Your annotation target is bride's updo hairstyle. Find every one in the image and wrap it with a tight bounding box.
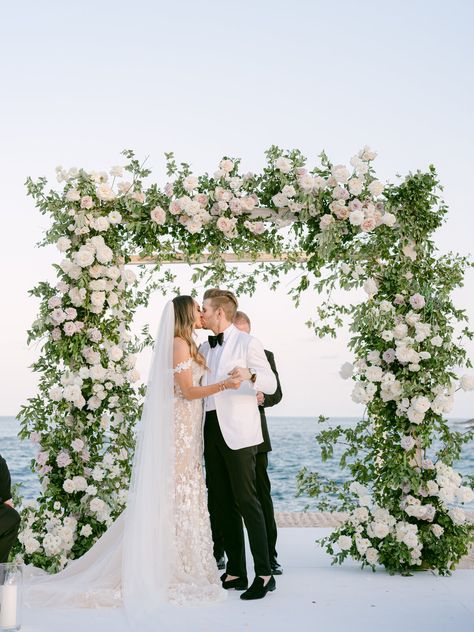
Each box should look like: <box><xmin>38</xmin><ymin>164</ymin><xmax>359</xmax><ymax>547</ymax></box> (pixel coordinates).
<box><xmin>202</xmin><ymin>288</ymin><xmax>238</xmax><ymax>321</ymax></box>
<box><xmin>172</xmin><ymin>295</ymin><xmax>206</xmax><ymax>368</ymax></box>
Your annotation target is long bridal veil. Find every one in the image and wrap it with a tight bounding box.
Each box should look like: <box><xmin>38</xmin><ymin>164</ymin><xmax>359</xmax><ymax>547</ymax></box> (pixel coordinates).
<box><xmin>26</xmin><ymin>302</ymin><xmax>177</xmax><ymax>620</ymax></box>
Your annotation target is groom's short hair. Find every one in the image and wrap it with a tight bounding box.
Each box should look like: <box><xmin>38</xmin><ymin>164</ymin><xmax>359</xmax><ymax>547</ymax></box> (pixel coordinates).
<box><xmin>203</xmin><ymin>288</ymin><xmax>238</xmax><ymax>321</ymax></box>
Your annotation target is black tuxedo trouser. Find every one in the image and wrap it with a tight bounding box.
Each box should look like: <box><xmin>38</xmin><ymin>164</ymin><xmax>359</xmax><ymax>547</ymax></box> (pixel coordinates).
<box><xmin>0</xmin><ymin>504</ymin><xmax>21</xmax><ymax>563</ymax></box>
<box><xmin>255</xmin><ymin>452</ymin><xmax>278</xmax><ymax>562</ymax></box>
<box><xmin>208</xmin><ymin>452</ymin><xmax>279</xmax><ymax>563</ymax></box>
<box><xmin>204</xmin><ymin>411</ymin><xmax>271</xmax><ymax>577</ymax></box>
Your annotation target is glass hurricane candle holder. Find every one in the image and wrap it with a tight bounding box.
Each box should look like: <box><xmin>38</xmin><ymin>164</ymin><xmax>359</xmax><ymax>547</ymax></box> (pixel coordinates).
<box><xmin>0</xmin><ymin>563</ymin><xmax>23</xmax><ymax>631</ymax></box>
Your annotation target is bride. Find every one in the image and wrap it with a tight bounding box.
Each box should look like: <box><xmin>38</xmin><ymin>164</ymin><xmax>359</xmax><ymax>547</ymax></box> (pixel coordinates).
<box><xmin>26</xmin><ymin>296</ymin><xmax>241</xmax><ymax>618</ymax></box>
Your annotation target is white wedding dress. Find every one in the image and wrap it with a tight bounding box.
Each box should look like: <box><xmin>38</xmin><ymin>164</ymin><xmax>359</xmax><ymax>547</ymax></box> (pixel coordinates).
<box><xmin>25</xmin><ymin>302</ymin><xmax>224</xmax><ymax>620</ymax></box>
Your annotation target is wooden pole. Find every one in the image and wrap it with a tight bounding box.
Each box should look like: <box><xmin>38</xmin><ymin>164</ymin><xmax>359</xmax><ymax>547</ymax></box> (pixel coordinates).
<box><xmin>127</xmin><ymin>252</ymin><xmax>308</xmax><ymax>265</ymax></box>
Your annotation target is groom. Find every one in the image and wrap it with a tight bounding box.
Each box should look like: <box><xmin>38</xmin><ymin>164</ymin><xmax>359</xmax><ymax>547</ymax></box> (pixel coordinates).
<box><xmin>201</xmin><ymin>289</ymin><xmax>277</xmax><ymax>600</ymax></box>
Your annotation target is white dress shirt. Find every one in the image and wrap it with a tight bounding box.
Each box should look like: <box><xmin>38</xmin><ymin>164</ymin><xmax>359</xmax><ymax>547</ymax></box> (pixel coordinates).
<box><xmin>205</xmin><ymin>324</ymin><xmax>235</xmax><ymax>412</ymax></box>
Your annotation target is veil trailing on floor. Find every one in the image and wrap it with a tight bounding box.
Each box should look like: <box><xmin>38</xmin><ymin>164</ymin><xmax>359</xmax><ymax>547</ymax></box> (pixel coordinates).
<box><xmin>25</xmin><ymin>302</ymin><xmax>177</xmax><ymax>621</ymax></box>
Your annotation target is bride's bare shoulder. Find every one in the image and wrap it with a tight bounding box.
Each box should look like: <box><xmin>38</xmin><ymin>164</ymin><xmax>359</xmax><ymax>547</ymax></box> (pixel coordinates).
<box><xmin>173</xmin><ymin>336</ymin><xmax>190</xmax><ymax>356</ymax></box>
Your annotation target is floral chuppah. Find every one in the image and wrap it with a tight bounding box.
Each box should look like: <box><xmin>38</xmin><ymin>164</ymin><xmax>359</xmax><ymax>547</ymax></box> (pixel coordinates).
<box><xmin>16</xmin><ymin>146</ymin><xmax>474</xmax><ymax>576</ymax></box>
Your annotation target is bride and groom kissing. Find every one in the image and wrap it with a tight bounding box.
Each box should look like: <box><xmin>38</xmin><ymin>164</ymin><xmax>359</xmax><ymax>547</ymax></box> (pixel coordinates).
<box><xmin>27</xmin><ymin>288</ymin><xmax>281</xmax><ymax>615</ymax></box>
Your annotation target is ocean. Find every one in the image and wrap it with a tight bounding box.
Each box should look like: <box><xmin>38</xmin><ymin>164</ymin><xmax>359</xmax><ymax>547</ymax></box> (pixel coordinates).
<box><xmin>1</xmin><ymin>416</ymin><xmax>473</xmax><ymax>511</ymax></box>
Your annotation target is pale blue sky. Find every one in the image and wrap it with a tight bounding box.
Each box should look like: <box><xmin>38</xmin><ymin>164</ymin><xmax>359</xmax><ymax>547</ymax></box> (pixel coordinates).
<box><xmin>1</xmin><ymin>0</ymin><xmax>473</xmax><ymax>417</ymax></box>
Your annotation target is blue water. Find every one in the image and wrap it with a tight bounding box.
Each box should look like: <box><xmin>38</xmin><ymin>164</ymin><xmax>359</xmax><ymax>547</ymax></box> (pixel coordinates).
<box><xmin>1</xmin><ymin>416</ymin><xmax>473</xmax><ymax>511</ymax></box>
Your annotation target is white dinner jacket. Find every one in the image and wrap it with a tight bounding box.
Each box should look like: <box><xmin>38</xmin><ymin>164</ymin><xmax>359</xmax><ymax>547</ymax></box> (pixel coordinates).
<box><xmin>200</xmin><ymin>326</ymin><xmax>277</xmax><ymax>450</ymax></box>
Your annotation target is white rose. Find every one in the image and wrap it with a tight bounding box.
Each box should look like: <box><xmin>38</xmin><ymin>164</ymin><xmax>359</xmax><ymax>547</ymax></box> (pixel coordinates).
<box><xmin>407</xmin><ymin>407</ymin><xmax>424</xmax><ymax>425</ymax></box>
<box><xmin>431</xmin><ymin>524</ymin><xmax>444</xmax><ymax>538</ymax></box>
<box><xmin>331</xmin><ymin>165</ymin><xmax>350</xmax><ymax>184</ymax></box>
<box><xmin>430</xmin><ymin>335</ymin><xmax>443</xmax><ymax>347</ymax></box>
<box><xmin>75</xmin><ymin>247</ymin><xmax>95</xmax><ymax>268</ymax></box>
<box><xmin>348</xmin><ymin>178</ymin><xmax>363</xmax><ymax>195</ymax></box>
<box><xmin>381</xmin><ymin>212</ymin><xmax>396</xmax><ymax>227</ymax></box>
<box><xmin>80</xmin><ymin>524</ymin><xmax>93</xmax><ymax>537</ymax></box>
<box><xmin>216</xmin><ymin>216</ymin><xmax>237</xmax><ymax>235</ymax></box>
<box><xmin>282</xmin><ymin>184</ymin><xmax>296</xmax><ymax>198</ymax></box>
<box><xmin>65</xmin><ymin>188</ymin><xmax>80</xmax><ymax>201</ymax></box>
<box><xmin>363</xmin><ymin>278</ymin><xmax>378</xmax><ymax>297</ymax></box>
<box><xmin>365</xmin><ymin>547</ymin><xmax>379</xmax><ymax>565</ymax></box>
<box><xmin>95</xmin><ymin>246</ymin><xmax>113</xmax><ymax>264</ymax></box>
<box><xmin>409</xmin><ymin>293</ymin><xmax>426</xmax><ymax>310</ymax></box>
<box><xmin>448</xmin><ymin>507</ymin><xmax>466</xmax><ymax>525</ymax></box>
<box><xmin>355</xmin><ymin>537</ymin><xmax>370</xmax><ymax>555</ymax></box>
<box><xmin>272</xmin><ymin>193</ymin><xmax>290</xmax><ymax>208</ymax></box>
<box><xmin>90</xmin><ymin>498</ymin><xmax>106</xmax><ymax>513</ymax></box>
<box><xmin>91</xmin><ymin>291</ymin><xmax>106</xmax><ymax>307</ymax></box>
<box><xmin>48</xmin><ymin>386</ymin><xmax>63</xmax><ymax>401</ymax></box>
<box><xmin>456</xmin><ymin>486</ymin><xmax>474</xmax><ymax>504</ymax></box>
<box><xmin>400</xmin><ymin>435</ymin><xmax>415</xmax><ymax>451</ymax></box>
<box><xmin>108</xmin><ymin>211</ymin><xmax>122</xmax><ymax>224</ymax></box>
<box><xmin>96</xmin><ymin>184</ymin><xmax>116</xmax><ymax>201</ymax></box>
<box><xmin>109</xmin><ymin>346</ymin><xmax>123</xmax><ymax>362</ymax></box>
<box><xmin>63</xmin><ymin>479</ymin><xmax>76</xmax><ymax>493</ymax></box>
<box><xmin>72</xmin><ymin>476</ymin><xmax>87</xmax><ymax>491</ymax></box>
<box><xmin>68</xmin><ymin>287</ymin><xmax>86</xmax><ymax>306</ymax></box>
<box><xmin>219</xmin><ymin>159</ymin><xmax>234</xmax><ymax>173</ymax></box>
<box><xmin>25</xmin><ymin>537</ymin><xmax>41</xmax><ymax>554</ymax></box>
<box><xmin>337</xmin><ymin>535</ymin><xmax>352</xmax><ymax>551</ymax></box>
<box><xmin>298</xmin><ymin>174</ymin><xmax>315</xmax><ymax>191</ymax></box>
<box><xmin>151</xmin><ymin>206</ymin><xmax>166</xmax><ymax>225</ymax></box>
<box><xmin>319</xmin><ymin>214</ymin><xmax>335</xmax><ymax>230</ymax></box>
<box><xmin>275</xmin><ymin>157</ymin><xmax>292</xmax><ymax>173</ymax></box>
<box><xmin>372</xmin><ymin>522</ymin><xmax>390</xmax><ymax>539</ymax></box>
<box><xmin>183</xmin><ymin>175</ymin><xmax>199</xmax><ymax>192</ymax></box>
<box><xmin>93</xmin><ymin>217</ymin><xmax>110</xmax><ymax>232</ymax></box>
<box><xmin>368</xmin><ymin>180</ymin><xmax>384</xmax><ymax>197</ymax></box>
<box><xmin>71</xmin><ymin>438</ymin><xmax>84</xmax><ymax>452</ymax></box>
<box><xmin>366</xmin><ymin>366</ymin><xmax>383</xmax><ymax>382</ymax></box>
<box><xmin>56</xmin><ymin>237</ymin><xmax>72</xmax><ymax>252</ymax></box>
<box><xmin>349</xmin><ymin>210</ymin><xmax>364</xmax><ymax>226</ymax></box>
<box><xmin>411</xmin><ymin>396</ymin><xmax>431</xmax><ymax>414</ymax></box>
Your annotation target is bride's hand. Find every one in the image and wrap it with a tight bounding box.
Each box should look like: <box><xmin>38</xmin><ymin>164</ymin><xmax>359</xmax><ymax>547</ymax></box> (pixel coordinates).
<box><xmin>224</xmin><ymin>377</ymin><xmax>242</xmax><ymax>390</ymax></box>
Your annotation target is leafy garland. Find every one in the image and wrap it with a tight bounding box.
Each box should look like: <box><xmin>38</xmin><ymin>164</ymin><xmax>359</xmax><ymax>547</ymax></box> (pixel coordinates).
<box><xmin>15</xmin><ymin>146</ymin><xmax>473</xmax><ymax>575</ymax></box>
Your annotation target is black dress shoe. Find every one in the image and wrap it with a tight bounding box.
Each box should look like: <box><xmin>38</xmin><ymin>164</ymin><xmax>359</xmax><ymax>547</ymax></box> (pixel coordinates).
<box><xmin>220</xmin><ymin>573</ymin><xmax>248</xmax><ymax>591</ymax></box>
<box><xmin>271</xmin><ymin>560</ymin><xmax>283</xmax><ymax>575</ymax></box>
<box><xmin>240</xmin><ymin>576</ymin><xmax>276</xmax><ymax>600</ymax></box>
<box><xmin>215</xmin><ymin>555</ymin><xmax>226</xmax><ymax>571</ymax></box>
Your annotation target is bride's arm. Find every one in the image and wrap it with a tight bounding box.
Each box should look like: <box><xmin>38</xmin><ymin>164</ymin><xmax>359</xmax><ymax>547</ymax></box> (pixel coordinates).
<box><xmin>173</xmin><ymin>338</ymin><xmax>240</xmax><ymax>400</ymax></box>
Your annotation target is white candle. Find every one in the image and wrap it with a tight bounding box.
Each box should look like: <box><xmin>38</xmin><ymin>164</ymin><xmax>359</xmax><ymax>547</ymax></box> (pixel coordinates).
<box><xmin>0</xmin><ymin>584</ymin><xmax>18</xmax><ymax>629</ymax></box>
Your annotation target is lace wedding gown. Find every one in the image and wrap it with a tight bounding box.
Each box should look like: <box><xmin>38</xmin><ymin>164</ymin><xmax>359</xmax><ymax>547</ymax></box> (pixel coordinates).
<box><xmin>26</xmin><ymin>357</ymin><xmax>224</xmax><ymax>611</ymax></box>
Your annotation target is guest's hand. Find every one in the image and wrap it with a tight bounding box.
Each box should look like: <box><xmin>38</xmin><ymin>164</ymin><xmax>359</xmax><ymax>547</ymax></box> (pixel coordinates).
<box><xmin>4</xmin><ymin>499</ymin><xmax>14</xmax><ymax>508</ymax></box>
<box><xmin>257</xmin><ymin>392</ymin><xmax>265</xmax><ymax>406</ymax></box>
<box><xmin>229</xmin><ymin>367</ymin><xmax>252</xmax><ymax>381</ymax></box>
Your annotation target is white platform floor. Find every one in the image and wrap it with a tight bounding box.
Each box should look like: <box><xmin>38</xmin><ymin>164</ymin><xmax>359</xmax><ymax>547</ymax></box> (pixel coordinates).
<box><xmin>22</xmin><ymin>527</ymin><xmax>474</xmax><ymax>632</ymax></box>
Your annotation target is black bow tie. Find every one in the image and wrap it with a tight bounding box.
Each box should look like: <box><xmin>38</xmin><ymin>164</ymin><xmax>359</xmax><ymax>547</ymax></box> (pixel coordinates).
<box><xmin>208</xmin><ymin>332</ymin><xmax>224</xmax><ymax>348</ymax></box>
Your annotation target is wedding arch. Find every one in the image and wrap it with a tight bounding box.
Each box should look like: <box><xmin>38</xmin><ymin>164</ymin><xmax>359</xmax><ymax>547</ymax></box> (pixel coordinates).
<box><xmin>17</xmin><ymin>146</ymin><xmax>474</xmax><ymax>575</ymax></box>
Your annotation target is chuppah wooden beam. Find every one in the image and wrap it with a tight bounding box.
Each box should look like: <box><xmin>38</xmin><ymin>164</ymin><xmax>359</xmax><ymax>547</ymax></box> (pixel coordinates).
<box><xmin>127</xmin><ymin>252</ymin><xmax>308</xmax><ymax>265</ymax></box>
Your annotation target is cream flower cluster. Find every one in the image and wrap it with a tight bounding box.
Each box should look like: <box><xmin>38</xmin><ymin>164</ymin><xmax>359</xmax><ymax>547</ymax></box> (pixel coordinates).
<box><xmin>269</xmin><ymin>147</ymin><xmax>396</xmax><ymax>235</ymax></box>
<box><xmin>18</xmin><ymin>507</ymin><xmax>78</xmax><ymax>567</ymax></box>
<box><xmin>164</xmin><ymin>158</ymin><xmax>268</xmax><ymax>237</ymax></box>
